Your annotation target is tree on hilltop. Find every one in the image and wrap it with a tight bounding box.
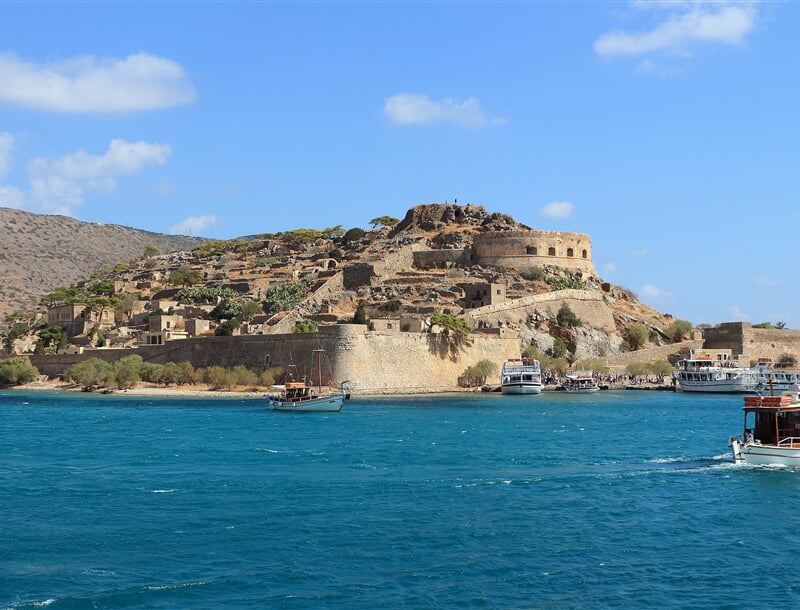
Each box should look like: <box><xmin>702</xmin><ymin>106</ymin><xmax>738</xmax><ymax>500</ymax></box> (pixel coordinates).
<box><xmin>341</xmin><ymin>227</ymin><xmax>366</xmax><ymax>245</ymax></box>
<box><xmin>369</xmin><ymin>216</ymin><xmax>400</xmax><ymax>229</ymax></box>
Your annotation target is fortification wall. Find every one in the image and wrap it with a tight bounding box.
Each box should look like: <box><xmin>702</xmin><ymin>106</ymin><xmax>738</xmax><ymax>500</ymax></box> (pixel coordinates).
<box><xmin>744</xmin><ymin>328</ymin><xmax>800</xmax><ymax>364</ymax></box>
<box><xmin>466</xmin><ymin>289</ymin><xmax>616</xmax><ymax>332</ymax></box>
<box><xmin>702</xmin><ymin>322</ymin><xmax>747</xmax><ymax>356</ymax></box>
<box><xmin>28</xmin><ymin>325</ymin><xmax>520</xmax><ymax>395</ymax></box>
<box><xmin>472</xmin><ymin>230</ymin><xmax>595</xmax><ymax>275</ymax></box>
<box><xmin>412</xmin><ymin>249</ymin><xmax>470</xmax><ymax>269</ymax></box>
<box><xmin>604</xmin><ymin>340</ymin><xmax>704</xmax><ymax>369</ymax></box>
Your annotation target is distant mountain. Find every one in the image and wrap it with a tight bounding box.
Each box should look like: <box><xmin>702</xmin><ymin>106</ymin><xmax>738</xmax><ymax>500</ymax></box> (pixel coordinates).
<box><xmin>0</xmin><ymin>208</ymin><xmax>208</xmax><ymax>320</ymax></box>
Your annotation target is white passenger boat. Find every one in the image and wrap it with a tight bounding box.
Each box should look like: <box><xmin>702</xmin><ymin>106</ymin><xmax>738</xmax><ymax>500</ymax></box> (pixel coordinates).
<box><xmin>269</xmin><ymin>347</ymin><xmax>348</xmax><ymax>412</ymax></box>
<box><xmin>562</xmin><ymin>370</ymin><xmax>599</xmax><ymax>393</ymax></box>
<box><xmin>753</xmin><ymin>358</ymin><xmax>800</xmax><ymax>394</ymax></box>
<box><xmin>730</xmin><ymin>385</ymin><xmax>800</xmax><ymax>466</ymax></box>
<box><xmin>500</xmin><ymin>357</ymin><xmax>542</xmax><ymax>395</ymax></box>
<box><xmin>674</xmin><ymin>351</ymin><xmax>758</xmax><ymax>393</ymax></box>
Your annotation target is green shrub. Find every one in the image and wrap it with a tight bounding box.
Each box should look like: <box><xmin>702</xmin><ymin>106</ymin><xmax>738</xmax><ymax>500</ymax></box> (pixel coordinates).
<box><xmin>666</xmin><ymin>320</ymin><xmax>693</xmax><ymax>342</ymax></box>
<box><xmin>65</xmin><ymin>358</ymin><xmax>115</xmax><ymax>390</ymax></box>
<box><xmin>521</xmin><ymin>266</ymin><xmax>545</xmax><ymax>282</ymax></box>
<box><xmin>626</xmin><ymin>324</ymin><xmax>649</xmax><ymax>350</ymax></box>
<box><xmin>556</xmin><ymin>303</ymin><xmax>581</xmax><ymax>328</ymax></box>
<box><xmin>459</xmin><ymin>359</ymin><xmax>497</xmax><ymax>387</ymax></box>
<box><xmin>294</xmin><ymin>320</ymin><xmax>318</xmax><ymax>333</ymax></box>
<box><xmin>0</xmin><ymin>357</ymin><xmax>39</xmax><ymax>386</ymax></box>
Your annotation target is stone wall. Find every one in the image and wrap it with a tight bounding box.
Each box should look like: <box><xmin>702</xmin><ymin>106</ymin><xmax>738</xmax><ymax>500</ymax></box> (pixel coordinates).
<box><xmin>27</xmin><ymin>324</ymin><xmax>520</xmax><ymax>395</ymax></box>
<box><xmin>472</xmin><ymin>230</ymin><xmax>595</xmax><ymax>275</ymax></box>
<box><xmin>703</xmin><ymin>322</ymin><xmax>800</xmax><ymax>365</ymax></box>
<box><xmin>466</xmin><ymin>289</ymin><xmax>616</xmax><ymax>333</ymax></box>
<box><xmin>604</xmin><ymin>339</ymin><xmax>703</xmax><ymax>370</ymax></box>
<box><xmin>412</xmin><ymin>249</ymin><xmax>470</xmax><ymax>269</ymax></box>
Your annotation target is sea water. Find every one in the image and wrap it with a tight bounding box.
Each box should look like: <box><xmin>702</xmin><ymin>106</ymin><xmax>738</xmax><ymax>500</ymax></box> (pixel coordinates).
<box><xmin>1</xmin><ymin>389</ymin><xmax>798</xmax><ymax>609</ymax></box>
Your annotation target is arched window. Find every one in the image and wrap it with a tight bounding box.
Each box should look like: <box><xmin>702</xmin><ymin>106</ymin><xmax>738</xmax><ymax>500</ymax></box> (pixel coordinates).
<box><xmin>548</xmin><ymin>247</ymin><xmax>556</xmax><ymax>256</ymax></box>
<box><xmin>567</xmin><ymin>248</ymin><xmax>574</xmax><ymax>257</ymax></box>
<box><xmin>582</xmin><ymin>249</ymin><xmax>588</xmax><ymax>258</ymax></box>
<box><xmin>526</xmin><ymin>246</ymin><xmax>538</xmax><ymax>255</ymax></box>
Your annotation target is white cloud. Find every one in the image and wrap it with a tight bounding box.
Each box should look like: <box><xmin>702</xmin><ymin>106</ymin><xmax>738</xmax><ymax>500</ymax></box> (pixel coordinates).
<box><xmin>29</xmin><ymin>139</ymin><xmax>171</xmax><ymax>182</ymax></box>
<box><xmin>0</xmin><ymin>132</ymin><xmax>13</xmax><ymax>177</ymax></box>
<box><xmin>628</xmin><ymin>246</ymin><xmax>649</xmax><ymax>258</ymax></box>
<box><xmin>0</xmin><ymin>51</ymin><xmax>196</xmax><ymax>113</ymax></box>
<box><xmin>594</xmin><ymin>3</ymin><xmax>757</xmax><ymax>58</ymax></box>
<box><xmin>604</xmin><ymin>262</ymin><xmax>616</xmax><ymax>274</ymax></box>
<box><xmin>641</xmin><ymin>284</ymin><xmax>671</xmax><ymax>299</ymax></box>
<box><xmin>29</xmin><ymin>176</ymin><xmax>84</xmax><ymax>214</ymax></box>
<box><xmin>383</xmin><ymin>93</ymin><xmax>505</xmax><ymax>128</ymax></box>
<box><xmin>0</xmin><ymin>185</ymin><xmax>25</xmax><ymax>209</ymax></box>
<box><xmin>22</xmin><ymin>139</ymin><xmax>172</xmax><ymax>215</ymax></box>
<box><xmin>540</xmin><ymin>201</ymin><xmax>574</xmax><ymax>219</ymax></box>
<box><xmin>755</xmin><ymin>276</ymin><xmax>782</xmax><ymax>287</ymax></box>
<box><xmin>170</xmin><ymin>215</ymin><xmax>219</xmax><ymax>236</ymax></box>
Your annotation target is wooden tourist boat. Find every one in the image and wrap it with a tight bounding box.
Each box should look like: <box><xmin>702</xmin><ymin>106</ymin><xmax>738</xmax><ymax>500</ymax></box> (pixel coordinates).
<box><xmin>730</xmin><ymin>385</ymin><xmax>800</xmax><ymax>465</ymax></box>
<box><xmin>269</xmin><ymin>347</ymin><xmax>348</xmax><ymax>412</ymax></box>
<box><xmin>562</xmin><ymin>370</ymin><xmax>599</xmax><ymax>393</ymax></box>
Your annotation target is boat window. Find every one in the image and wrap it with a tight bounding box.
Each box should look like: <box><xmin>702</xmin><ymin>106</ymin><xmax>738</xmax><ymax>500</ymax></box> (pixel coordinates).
<box><xmin>755</xmin><ymin>411</ymin><xmax>777</xmax><ymax>445</ymax></box>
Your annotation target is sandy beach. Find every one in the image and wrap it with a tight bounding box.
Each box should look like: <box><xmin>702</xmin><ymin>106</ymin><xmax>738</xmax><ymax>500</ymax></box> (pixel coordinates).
<box><xmin>11</xmin><ymin>379</ymin><xmax>269</xmax><ymax>398</ymax></box>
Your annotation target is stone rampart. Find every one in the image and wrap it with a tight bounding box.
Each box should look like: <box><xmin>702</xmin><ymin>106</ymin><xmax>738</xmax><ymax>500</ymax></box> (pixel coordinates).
<box><xmin>704</xmin><ymin>322</ymin><xmax>800</xmax><ymax>365</ymax></box>
<box><xmin>466</xmin><ymin>289</ymin><xmax>615</xmax><ymax>332</ymax></box>
<box><xmin>472</xmin><ymin>230</ymin><xmax>595</xmax><ymax>275</ymax></box>
<box><xmin>412</xmin><ymin>249</ymin><xmax>470</xmax><ymax>269</ymax></box>
<box><xmin>27</xmin><ymin>325</ymin><xmax>520</xmax><ymax>395</ymax></box>
<box><xmin>604</xmin><ymin>340</ymin><xmax>703</xmax><ymax>369</ymax></box>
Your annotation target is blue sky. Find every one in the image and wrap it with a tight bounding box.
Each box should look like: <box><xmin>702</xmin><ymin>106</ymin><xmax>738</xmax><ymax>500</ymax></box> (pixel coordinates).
<box><xmin>0</xmin><ymin>1</ymin><xmax>798</xmax><ymax>328</ymax></box>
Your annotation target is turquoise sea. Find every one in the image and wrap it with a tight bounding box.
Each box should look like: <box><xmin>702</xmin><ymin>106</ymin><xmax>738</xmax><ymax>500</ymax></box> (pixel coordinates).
<box><xmin>2</xmin><ymin>389</ymin><xmax>799</xmax><ymax>609</ymax></box>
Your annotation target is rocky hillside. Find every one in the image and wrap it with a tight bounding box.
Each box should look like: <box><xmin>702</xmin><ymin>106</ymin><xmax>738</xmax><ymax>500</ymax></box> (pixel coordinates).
<box><xmin>0</xmin><ymin>207</ymin><xmax>207</xmax><ymax>319</ymax></box>
<box><xmin>4</xmin><ymin>202</ymin><xmax>683</xmax><ymax>363</ymax></box>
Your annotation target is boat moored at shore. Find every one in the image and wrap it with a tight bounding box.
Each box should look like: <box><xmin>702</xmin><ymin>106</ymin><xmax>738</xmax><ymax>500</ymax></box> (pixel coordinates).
<box><xmin>500</xmin><ymin>357</ymin><xmax>543</xmax><ymax>395</ymax></box>
<box><xmin>675</xmin><ymin>351</ymin><xmax>758</xmax><ymax>393</ymax></box>
<box><xmin>562</xmin><ymin>370</ymin><xmax>599</xmax><ymax>393</ymax></box>
<box><xmin>753</xmin><ymin>358</ymin><xmax>800</xmax><ymax>394</ymax></box>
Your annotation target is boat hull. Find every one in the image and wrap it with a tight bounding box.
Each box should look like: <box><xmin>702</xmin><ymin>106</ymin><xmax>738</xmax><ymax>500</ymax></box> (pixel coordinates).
<box><xmin>563</xmin><ymin>387</ymin><xmax>598</xmax><ymax>393</ymax></box>
<box><xmin>269</xmin><ymin>394</ymin><xmax>344</xmax><ymax>412</ymax></box>
<box><xmin>679</xmin><ymin>381</ymin><xmax>755</xmax><ymax>393</ymax></box>
<box><xmin>501</xmin><ymin>383</ymin><xmax>542</xmax><ymax>395</ymax></box>
<box><xmin>731</xmin><ymin>439</ymin><xmax>800</xmax><ymax>466</ymax></box>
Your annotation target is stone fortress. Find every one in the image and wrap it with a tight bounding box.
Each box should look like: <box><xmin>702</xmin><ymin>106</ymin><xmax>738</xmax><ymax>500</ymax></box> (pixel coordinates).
<box><xmin>471</xmin><ymin>230</ymin><xmax>594</xmax><ymax>276</ymax></box>
<box><xmin>24</xmin><ymin>202</ymin><xmax>790</xmax><ymax>394</ymax></box>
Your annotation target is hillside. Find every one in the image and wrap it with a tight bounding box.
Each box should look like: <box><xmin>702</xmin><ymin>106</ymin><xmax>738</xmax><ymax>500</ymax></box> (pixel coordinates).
<box><xmin>0</xmin><ymin>207</ymin><xmax>208</xmax><ymax>320</ymax></box>
<box><xmin>4</xmin><ymin>202</ymin><xmax>684</xmax><ymax>365</ymax></box>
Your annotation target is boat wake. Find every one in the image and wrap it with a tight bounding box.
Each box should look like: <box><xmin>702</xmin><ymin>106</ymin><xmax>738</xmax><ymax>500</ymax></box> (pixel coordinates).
<box><xmin>645</xmin><ymin>454</ymin><xmax>736</xmax><ymax>472</ymax></box>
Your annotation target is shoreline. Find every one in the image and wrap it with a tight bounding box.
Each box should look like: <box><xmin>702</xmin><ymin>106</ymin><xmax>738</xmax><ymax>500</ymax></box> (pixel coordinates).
<box><xmin>9</xmin><ymin>380</ymin><xmax>268</xmax><ymax>398</ymax></box>
<box><xmin>6</xmin><ymin>379</ymin><xmax>676</xmax><ymax>398</ymax></box>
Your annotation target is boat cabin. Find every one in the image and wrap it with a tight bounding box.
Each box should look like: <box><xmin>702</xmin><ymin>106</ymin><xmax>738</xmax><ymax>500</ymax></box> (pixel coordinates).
<box><xmin>281</xmin><ymin>382</ymin><xmax>319</xmax><ymax>402</ymax></box>
<box><xmin>742</xmin><ymin>389</ymin><xmax>800</xmax><ymax>447</ymax></box>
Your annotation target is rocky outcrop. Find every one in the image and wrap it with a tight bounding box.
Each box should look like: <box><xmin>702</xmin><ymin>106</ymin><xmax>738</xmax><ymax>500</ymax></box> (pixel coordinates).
<box><xmin>391</xmin><ymin>203</ymin><xmax>527</xmax><ymax>235</ymax></box>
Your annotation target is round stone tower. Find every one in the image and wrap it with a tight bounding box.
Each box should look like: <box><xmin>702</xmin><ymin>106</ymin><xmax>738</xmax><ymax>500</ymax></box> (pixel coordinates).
<box><xmin>471</xmin><ymin>230</ymin><xmax>595</xmax><ymax>276</ymax></box>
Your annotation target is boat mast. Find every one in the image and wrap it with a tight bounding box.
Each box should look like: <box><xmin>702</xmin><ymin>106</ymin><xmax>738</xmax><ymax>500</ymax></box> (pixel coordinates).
<box><xmin>314</xmin><ymin>347</ymin><xmax>323</xmax><ymax>391</ymax></box>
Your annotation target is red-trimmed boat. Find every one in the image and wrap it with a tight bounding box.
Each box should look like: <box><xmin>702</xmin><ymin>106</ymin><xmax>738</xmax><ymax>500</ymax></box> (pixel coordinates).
<box><xmin>730</xmin><ymin>385</ymin><xmax>800</xmax><ymax>465</ymax></box>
